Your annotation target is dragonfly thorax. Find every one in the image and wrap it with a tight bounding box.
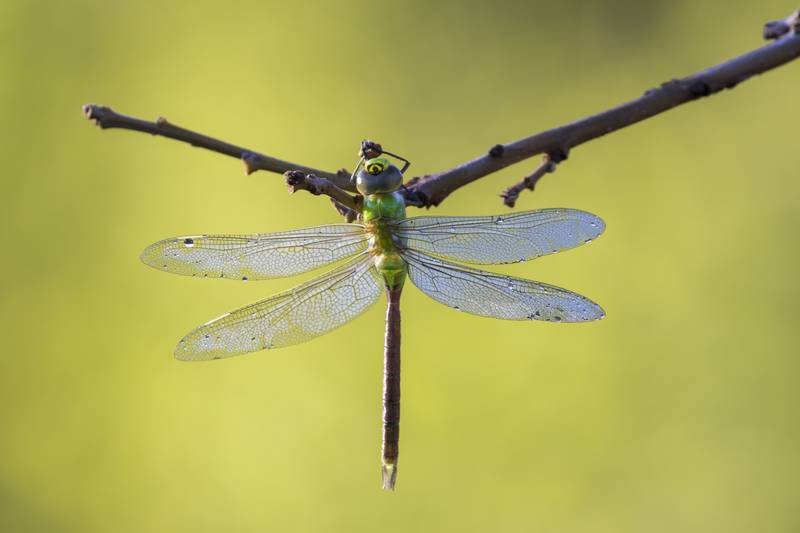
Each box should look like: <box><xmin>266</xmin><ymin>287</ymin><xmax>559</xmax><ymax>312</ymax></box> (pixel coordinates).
<box><xmin>362</xmin><ymin>189</ymin><xmax>408</xmax><ymax>291</ymax></box>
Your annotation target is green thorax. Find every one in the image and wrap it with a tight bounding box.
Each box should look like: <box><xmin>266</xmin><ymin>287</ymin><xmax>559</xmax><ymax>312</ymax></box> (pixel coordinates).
<box><xmin>363</xmin><ymin>192</ymin><xmax>407</xmax><ymax>290</ymax></box>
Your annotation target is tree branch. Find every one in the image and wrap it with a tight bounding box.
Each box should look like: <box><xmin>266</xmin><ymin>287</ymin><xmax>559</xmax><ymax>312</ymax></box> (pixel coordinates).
<box><xmin>500</xmin><ymin>155</ymin><xmax>560</xmax><ymax>208</ymax></box>
<box><xmin>407</xmin><ymin>12</ymin><xmax>800</xmax><ymax>207</ymax></box>
<box><xmin>284</xmin><ymin>170</ymin><xmax>362</xmax><ymax>222</ymax></box>
<box><xmin>83</xmin><ymin>10</ymin><xmax>800</xmax><ymax>212</ymax></box>
<box><xmin>764</xmin><ymin>9</ymin><xmax>800</xmax><ymax>39</ymax></box>
<box><xmin>82</xmin><ymin>104</ymin><xmax>355</xmax><ymax>191</ymax></box>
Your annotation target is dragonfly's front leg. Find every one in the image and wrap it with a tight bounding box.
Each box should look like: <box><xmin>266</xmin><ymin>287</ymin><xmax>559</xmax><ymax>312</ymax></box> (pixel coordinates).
<box><xmin>284</xmin><ymin>170</ymin><xmax>363</xmax><ymax>222</ymax></box>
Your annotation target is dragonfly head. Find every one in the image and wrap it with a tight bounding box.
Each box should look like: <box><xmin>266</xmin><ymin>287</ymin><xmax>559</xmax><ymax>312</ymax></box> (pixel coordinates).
<box><xmin>356</xmin><ymin>157</ymin><xmax>403</xmax><ymax>195</ymax></box>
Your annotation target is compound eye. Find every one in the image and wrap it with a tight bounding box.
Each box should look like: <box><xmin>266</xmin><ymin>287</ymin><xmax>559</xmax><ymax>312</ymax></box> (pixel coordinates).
<box><xmin>365</xmin><ymin>158</ymin><xmax>388</xmax><ymax>175</ymax></box>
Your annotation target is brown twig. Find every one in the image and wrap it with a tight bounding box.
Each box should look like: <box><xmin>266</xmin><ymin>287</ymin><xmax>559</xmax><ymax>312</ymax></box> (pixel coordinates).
<box><xmin>82</xmin><ymin>104</ymin><xmax>355</xmax><ymax>192</ymax></box>
<box><xmin>407</xmin><ymin>13</ymin><xmax>800</xmax><ymax>207</ymax></box>
<box><xmin>284</xmin><ymin>170</ymin><xmax>362</xmax><ymax>221</ymax></box>
<box><xmin>500</xmin><ymin>155</ymin><xmax>560</xmax><ymax>208</ymax></box>
<box><xmin>330</xmin><ymin>198</ymin><xmax>360</xmax><ymax>223</ymax></box>
<box><xmin>83</xmin><ymin>10</ymin><xmax>800</xmax><ymax>211</ymax></box>
<box><xmin>764</xmin><ymin>9</ymin><xmax>800</xmax><ymax>39</ymax></box>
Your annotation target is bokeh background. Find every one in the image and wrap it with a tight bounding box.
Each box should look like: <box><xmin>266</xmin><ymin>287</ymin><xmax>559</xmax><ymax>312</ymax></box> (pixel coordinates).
<box><xmin>1</xmin><ymin>0</ymin><xmax>798</xmax><ymax>531</ymax></box>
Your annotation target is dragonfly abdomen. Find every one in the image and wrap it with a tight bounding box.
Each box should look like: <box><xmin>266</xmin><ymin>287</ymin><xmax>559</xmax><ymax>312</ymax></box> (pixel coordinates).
<box><xmin>381</xmin><ymin>285</ymin><xmax>402</xmax><ymax>490</ymax></box>
<box><xmin>374</xmin><ymin>252</ymin><xmax>406</xmax><ymax>291</ymax></box>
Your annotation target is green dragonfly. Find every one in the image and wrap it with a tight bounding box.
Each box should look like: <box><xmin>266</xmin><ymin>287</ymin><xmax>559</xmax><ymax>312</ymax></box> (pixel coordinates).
<box><xmin>141</xmin><ymin>148</ymin><xmax>605</xmax><ymax>490</ymax></box>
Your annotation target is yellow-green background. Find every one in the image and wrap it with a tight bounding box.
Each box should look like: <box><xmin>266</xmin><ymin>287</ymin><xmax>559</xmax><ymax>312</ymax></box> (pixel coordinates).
<box><xmin>2</xmin><ymin>1</ymin><xmax>798</xmax><ymax>531</ymax></box>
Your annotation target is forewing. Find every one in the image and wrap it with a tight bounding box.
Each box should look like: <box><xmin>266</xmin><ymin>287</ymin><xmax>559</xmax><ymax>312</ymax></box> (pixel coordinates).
<box><xmin>175</xmin><ymin>253</ymin><xmax>383</xmax><ymax>361</ymax></box>
<box><xmin>403</xmin><ymin>249</ymin><xmax>603</xmax><ymax>322</ymax></box>
<box><xmin>396</xmin><ymin>209</ymin><xmax>604</xmax><ymax>264</ymax></box>
<box><xmin>141</xmin><ymin>224</ymin><xmax>367</xmax><ymax>280</ymax></box>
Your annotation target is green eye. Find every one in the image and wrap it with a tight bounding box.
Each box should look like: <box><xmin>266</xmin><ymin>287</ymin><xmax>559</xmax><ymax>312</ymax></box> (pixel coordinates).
<box><xmin>365</xmin><ymin>157</ymin><xmax>389</xmax><ymax>175</ymax></box>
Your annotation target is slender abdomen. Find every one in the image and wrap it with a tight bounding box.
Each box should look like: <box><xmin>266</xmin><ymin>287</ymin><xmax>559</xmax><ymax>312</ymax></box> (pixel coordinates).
<box><xmin>382</xmin><ymin>286</ymin><xmax>402</xmax><ymax>490</ymax></box>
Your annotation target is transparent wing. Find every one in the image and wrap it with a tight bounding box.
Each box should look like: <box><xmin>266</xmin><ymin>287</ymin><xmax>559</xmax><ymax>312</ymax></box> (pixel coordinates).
<box><xmin>403</xmin><ymin>249</ymin><xmax>603</xmax><ymax>322</ymax></box>
<box><xmin>141</xmin><ymin>224</ymin><xmax>368</xmax><ymax>280</ymax></box>
<box><xmin>395</xmin><ymin>209</ymin><xmax>604</xmax><ymax>265</ymax></box>
<box><xmin>175</xmin><ymin>253</ymin><xmax>383</xmax><ymax>361</ymax></box>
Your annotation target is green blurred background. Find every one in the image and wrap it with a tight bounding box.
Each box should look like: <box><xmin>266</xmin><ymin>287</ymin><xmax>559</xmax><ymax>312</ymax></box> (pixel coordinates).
<box><xmin>1</xmin><ymin>0</ymin><xmax>798</xmax><ymax>531</ymax></box>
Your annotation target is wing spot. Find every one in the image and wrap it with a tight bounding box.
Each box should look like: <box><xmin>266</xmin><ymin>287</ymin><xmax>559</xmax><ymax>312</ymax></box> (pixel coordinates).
<box><xmin>183</xmin><ymin>238</ymin><xmax>195</xmax><ymax>248</ymax></box>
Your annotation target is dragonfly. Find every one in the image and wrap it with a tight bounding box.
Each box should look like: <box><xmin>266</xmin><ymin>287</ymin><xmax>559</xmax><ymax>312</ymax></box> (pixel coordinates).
<box><xmin>140</xmin><ymin>146</ymin><xmax>605</xmax><ymax>490</ymax></box>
